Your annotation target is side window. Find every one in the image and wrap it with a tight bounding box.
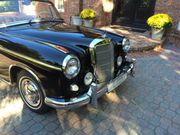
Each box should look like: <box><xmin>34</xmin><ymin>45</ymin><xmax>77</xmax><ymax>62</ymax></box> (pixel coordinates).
<box><xmin>0</xmin><ymin>0</ymin><xmax>19</xmax><ymax>13</ymax></box>
<box><xmin>55</xmin><ymin>0</ymin><xmax>64</xmax><ymax>12</ymax></box>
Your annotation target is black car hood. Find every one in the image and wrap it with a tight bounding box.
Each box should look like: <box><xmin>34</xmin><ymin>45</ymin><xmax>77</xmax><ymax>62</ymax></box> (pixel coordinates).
<box><xmin>5</xmin><ymin>22</ymin><xmax>104</xmax><ymax>50</ymax></box>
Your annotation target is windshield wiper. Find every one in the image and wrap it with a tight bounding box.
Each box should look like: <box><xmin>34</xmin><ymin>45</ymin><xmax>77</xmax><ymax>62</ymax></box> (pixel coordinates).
<box><xmin>0</xmin><ymin>20</ymin><xmax>39</xmax><ymax>28</ymax></box>
<box><xmin>52</xmin><ymin>18</ymin><xmax>64</xmax><ymax>22</ymax></box>
<box><xmin>28</xmin><ymin>19</ymin><xmax>41</xmax><ymax>25</ymax></box>
<box><xmin>0</xmin><ymin>18</ymin><xmax>64</xmax><ymax>28</ymax></box>
<box><xmin>29</xmin><ymin>18</ymin><xmax>64</xmax><ymax>24</ymax></box>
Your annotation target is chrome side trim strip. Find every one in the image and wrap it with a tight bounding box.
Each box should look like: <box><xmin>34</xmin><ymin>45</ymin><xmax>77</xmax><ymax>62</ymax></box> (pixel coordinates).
<box><xmin>9</xmin><ymin>64</ymin><xmax>47</xmax><ymax>97</ymax></box>
<box><xmin>0</xmin><ymin>77</ymin><xmax>11</xmax><ymax>85</ymax></box>
<box><xmin>0</xmin><ymin>46</ymin><xmax>62</xmax><ymax>71</ymax></box>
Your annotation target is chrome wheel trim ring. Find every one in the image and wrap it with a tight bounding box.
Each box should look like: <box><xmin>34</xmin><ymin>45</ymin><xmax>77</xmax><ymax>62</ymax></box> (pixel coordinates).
<box><xmin>19</xmin><ymin>77</ymin><xmax>41</xmax><ymax>108</ymax></box>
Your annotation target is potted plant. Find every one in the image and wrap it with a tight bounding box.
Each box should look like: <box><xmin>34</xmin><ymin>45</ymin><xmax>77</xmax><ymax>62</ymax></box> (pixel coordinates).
<box><xmin>147</xmin><ymin>14</ymin><xmax>173</xmax><ymax>40</ymax></box>
<box><xmin>71</xmin><ymin>14</ymin><xmax>82</xmax><ymax>26</ymax></box>
<box><xmin>80</xmin><ymin>9</ymin><xmax>96</xmax><ymax>27</ymax></box>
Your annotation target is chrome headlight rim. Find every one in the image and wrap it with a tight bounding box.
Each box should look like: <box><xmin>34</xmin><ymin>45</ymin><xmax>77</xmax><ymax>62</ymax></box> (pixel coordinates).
<box><xmin>62</xmin><ymin>55</ymin><xmax>81</xmax><ymax>79</ymax></box>
<box><xmin>122</xmin><ymin>38</ymin><xmax>130</xmax><ymax>52</ymax></box>
<box><xmin>117</xmin><ymin>56</ymin><xmax>123</xmax><ymax>66</ymax></box>
<box><xmin>84</xmin><ymin>72</ymin><xmax>93</xmax><ymax>86</ymax></box>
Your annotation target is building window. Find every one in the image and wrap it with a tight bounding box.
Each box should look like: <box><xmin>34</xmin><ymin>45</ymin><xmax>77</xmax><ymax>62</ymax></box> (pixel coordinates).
<box><xmin>55</xmin><ymin>0</ymin><xmax>64</xmax><ymax>12</ymax></box>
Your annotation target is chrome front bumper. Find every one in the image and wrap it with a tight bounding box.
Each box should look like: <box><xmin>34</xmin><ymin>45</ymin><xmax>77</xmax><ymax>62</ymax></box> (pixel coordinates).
<box><xmin>45</xmin><ymin>59</ymin><xmax>136</xmax><ymax>109</ymax></box>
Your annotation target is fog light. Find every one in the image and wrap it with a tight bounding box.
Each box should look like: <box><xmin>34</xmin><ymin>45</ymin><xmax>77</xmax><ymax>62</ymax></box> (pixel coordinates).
<box><xmin>117</xmin><ymin>56</ymin><xmax>122</xmax><ymax>66</ymax></box>
<box><xmin>70</xmin><ymin>84</ymin><xmax>79</xmax><ymax>92</ymax></box>
<box><xmin>84</xmin><ymin>72</ymin><xmax>93</xmax><ymax>86</ymax></box>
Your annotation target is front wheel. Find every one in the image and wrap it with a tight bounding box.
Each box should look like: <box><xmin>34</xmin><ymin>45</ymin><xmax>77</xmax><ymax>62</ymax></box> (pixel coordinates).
<box><xmin>17</xmin><ymin>71</ymin><xmax>50</xmax><ymax>113</ymax></box>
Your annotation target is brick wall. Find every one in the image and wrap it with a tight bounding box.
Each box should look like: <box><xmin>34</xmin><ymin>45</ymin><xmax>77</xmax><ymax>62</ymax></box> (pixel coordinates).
<box><xmin>155</xmin><ymin>0</ymin><xmax>180</xmax><ymax>45</ymax></box>
<box><xmin>50</xmin><ymin>0</ymin><xmax>79</xmax><ymax>24</ymax></box>
<box><xmin>51</xmin><ymin>0</ymin><xmax>179</xmax><ymax>44</ymax></box>
<box><xmin>52</xmin><ymin>0</ymin><xmax>179</xmax><ymax>29</ymax></box>
<box><xmin>155</xmin><ymin>0</ymin><xmax>180</xmax><ymax>31</ymax></box>
<box><xmin>167</xmin><ymin>30</ymin><xmax>180</xmax><ymax>46</ymax></box>
<box><xmin>82</xmin><ymin>0</ymin><xmax>112</xmax><ymax>26</ymax></box>
<box><xmin>52</xmin><ymin>0</ymin><xmax>112</xmax><ymax>26</ymax></box>
<box><xmin>61</xmin><ymin>0</ymin><xmax>80</xmax><ymax>24</ymax></box>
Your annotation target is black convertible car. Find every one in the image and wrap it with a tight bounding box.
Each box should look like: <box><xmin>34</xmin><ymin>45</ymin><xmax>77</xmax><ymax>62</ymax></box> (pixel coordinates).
<box><xmin>0</xmin><ymin>0</ymin><xmax>135</xmax><ymax>113</ymax></box>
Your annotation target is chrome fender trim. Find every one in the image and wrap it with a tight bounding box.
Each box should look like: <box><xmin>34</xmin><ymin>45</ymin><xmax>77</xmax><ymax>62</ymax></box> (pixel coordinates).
<box><xmin>9</xmin><ymin>64</ymin><xmax>46</xmax><ymax>97</ymax></box>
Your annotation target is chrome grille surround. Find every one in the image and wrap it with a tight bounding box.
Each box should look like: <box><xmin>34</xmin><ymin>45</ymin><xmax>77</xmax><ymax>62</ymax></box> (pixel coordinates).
<box><xmin>89</xmin><ymin>38</ymin><xmax>114</xmax><ymax>83</ymax></box>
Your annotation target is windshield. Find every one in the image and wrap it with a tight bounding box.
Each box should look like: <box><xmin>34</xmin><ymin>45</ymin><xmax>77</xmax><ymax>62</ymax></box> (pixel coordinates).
<box><xmin>0</xmin><ymin>0</ymin><xmax>60</xmax><ymax>27</ymax></box>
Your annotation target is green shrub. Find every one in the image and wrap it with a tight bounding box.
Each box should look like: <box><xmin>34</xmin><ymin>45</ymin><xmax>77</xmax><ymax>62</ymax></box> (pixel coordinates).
<box><xmin>0</xmin><ymin>0</ymin><xmax>19</xmax><ymax>12</ymax></box>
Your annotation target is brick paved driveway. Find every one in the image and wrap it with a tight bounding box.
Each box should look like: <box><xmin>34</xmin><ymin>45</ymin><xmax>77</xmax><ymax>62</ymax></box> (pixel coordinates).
<box><xmin>0</xmin><ymin>45</ymin><xmax>180</xmax><ymax>135</ymax></box>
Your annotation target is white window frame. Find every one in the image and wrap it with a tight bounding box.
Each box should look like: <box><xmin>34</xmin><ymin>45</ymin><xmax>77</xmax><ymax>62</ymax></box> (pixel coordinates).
<box><xmin>55</xmin><ymin>0</ymin><xmax>64</xmax><ymax>12</ymax></box>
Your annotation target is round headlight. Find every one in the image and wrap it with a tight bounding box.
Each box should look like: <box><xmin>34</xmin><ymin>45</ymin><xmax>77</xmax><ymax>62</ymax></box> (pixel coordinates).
<box><xmin>117</xmin><ymin>56</ymin><xmax>122</xmax><ymax>66</ymax></box>
<box><xmin>84</xmin><ymin>72</ymin><xmax>93</xmax><ymax>86</ymax></box>
<box><xmin>63</xmin><ymin>55</ymin><xmax>80</xmax><ymax>79</ymax></box>
<box><xmin>122</xmin><ymin>38</ymin><xmax>130</xmax><ymax>52</ymax></box>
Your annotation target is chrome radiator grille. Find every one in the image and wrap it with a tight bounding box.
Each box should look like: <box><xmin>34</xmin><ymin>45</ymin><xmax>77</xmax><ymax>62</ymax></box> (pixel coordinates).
<box><xmin>90</xmin><ymin>40</ymin><xmax>114</xmax><ymax>83</ymax></box>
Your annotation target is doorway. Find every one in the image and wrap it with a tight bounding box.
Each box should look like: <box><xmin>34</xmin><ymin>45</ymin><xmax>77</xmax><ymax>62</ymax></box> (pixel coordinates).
<box><xmin>112</xmin><ymin>0</ymin><xmax>156</xmax><ymax>29</ymax></box>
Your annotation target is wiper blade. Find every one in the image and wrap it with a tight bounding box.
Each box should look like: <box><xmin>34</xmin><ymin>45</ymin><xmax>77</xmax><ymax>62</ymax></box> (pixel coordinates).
<box><xmin>29</xmin><ymin>18</ymin><xmax>63</xmax><ymax>23</ymax></box>
<box><xmin>28</xmin><ymin>19</ymin><xmax>41</xmax><ymax>24</ymax></box>
<box><xmin>51</xmin><ymin>18</ymin><xmax>64</xmax><ymax>22</ymax></box>
<box><xmin>0</xmin><ymin>20</ymin><xmax>39</xmax><ymax>28</ymax></box>
<box><xmin>0</xmin><ymin>18</ymin><xmax>64</xmax><ymax>28</ymax></box>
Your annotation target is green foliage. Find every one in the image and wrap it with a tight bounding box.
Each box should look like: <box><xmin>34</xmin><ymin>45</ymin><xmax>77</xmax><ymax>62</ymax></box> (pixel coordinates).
<box><xmin>80</xmin><ymin>9</ymin><xmax>96</xmax><ymax>20</ymax></box>
<box><xmin>0</xmin><ymin>1</ymin><xmax>19</xmax><ymax>12</ymax></box>
<box><xmin>147</xmin><ymin>14</ymin><xmax>173</xmax><ymax>29</ymax></box>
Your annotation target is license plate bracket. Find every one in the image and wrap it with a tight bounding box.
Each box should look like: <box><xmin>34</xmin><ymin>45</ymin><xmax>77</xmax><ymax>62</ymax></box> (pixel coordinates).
<box><xmin>107</xmin><ymin>74</ymin><xmax>127</xmax><ymax>92</ymax></box>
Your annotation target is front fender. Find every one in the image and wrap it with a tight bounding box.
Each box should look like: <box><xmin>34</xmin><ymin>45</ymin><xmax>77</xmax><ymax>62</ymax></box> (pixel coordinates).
<box><xmin>9</xmin><ymin>63</ymin><xmax>47</xmax><ymax>97</ymax></box>
<box><xmin>0</xmin><ymin>33</ymin><xmax>69</xmax><ymax>72</ymax></box>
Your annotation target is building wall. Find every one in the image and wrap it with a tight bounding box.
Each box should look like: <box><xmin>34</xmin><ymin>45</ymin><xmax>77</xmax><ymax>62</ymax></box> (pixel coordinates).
<box><xmin>61</xmin><ymin>0</ymin><xmax>80</xmax><ymax>24</ymax></box>
<box><xmin>52</xmin><ymin>0</ymin><xmax>113</xmax><ymax>26</ymax></box>
<box><xmin>51</xmin><ymin>0</ymin><xmax>179</xmax><ymax>44</ymax></box>
<box><xmin>155</xmin><ymin>0</ymin><xmax>180</xmax><ymax>31</ymax></box>
<box><xmin>53</xmin><ymin>0</ymin><xmax>179</xmax><ymax>29</ymax></box>
<box><xmin>82</xmin><ymin>0</ymin><xmax>113</xmax><ymax>26</ymax></box>
<box><xmin>50</xmin><ymin>0</ymin><xmax>80</xmax><ymax>24</ymax></box>
<box><xmin>155</xmin><ymin>0</ymin><xmax>180</xmax><ymax>45</ymax></box>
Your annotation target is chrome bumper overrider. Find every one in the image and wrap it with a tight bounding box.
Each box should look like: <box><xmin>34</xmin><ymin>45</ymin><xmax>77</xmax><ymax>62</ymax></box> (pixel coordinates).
<box><xmin>45</xmin><ymin>58</ymin><xmax>136</xmax><ymax>109</ymax></box>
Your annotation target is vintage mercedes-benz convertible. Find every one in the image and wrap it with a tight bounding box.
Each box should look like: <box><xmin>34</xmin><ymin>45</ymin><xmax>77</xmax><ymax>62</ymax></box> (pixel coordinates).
<box><xmin>0</xmin><ymin>0</ymin><xmax>135</xmax><ymax>113</ymax></box>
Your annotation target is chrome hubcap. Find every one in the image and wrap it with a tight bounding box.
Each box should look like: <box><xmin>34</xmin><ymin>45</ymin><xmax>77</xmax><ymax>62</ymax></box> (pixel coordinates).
<box><xmin>20</xmin><ymin>78</ymin><xmax>40</xmax><ymax>107</ymax></box>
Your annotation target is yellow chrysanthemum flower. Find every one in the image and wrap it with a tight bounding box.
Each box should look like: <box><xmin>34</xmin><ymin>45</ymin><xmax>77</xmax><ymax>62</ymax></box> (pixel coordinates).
<box><xmin>80</xmin><ymin>9</ymin><xmax>96</xmax><ymax>20</ymax></box>
<box><xmin>147</xmin><ymin>14</ymin><xmax>173</xmax><ymax>29</ymax></box>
